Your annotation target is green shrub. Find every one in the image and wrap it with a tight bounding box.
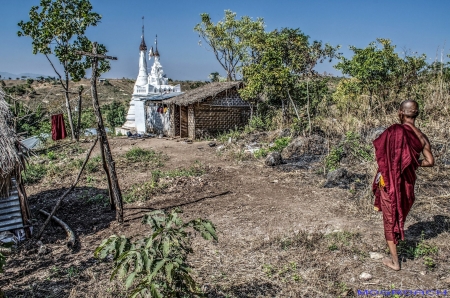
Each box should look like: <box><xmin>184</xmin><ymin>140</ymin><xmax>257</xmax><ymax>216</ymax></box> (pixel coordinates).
<box><xmin>254</xmin><ymin>137</ymin><xmax>291</xmax><ymax>159</ymax></box>
<box><xmin>324</xmin><ymin>131</ymin><xmax>373</xmax><ymax>171</ymax></box>
<box><xmin>85</xmin><ymin>156</ymin><xmax>102</xmax><ymax>173</ymax></box>
<box><xmin>95</xmin><ymin>208</ymin><xmax>217</xmax><ymax>297</ymax></box>
<box><xmin>125</xmin><ymin>147</ymin><xmax>166</xmax><ymax>166</ymax></box>
<box><xmin>102</xmin><ymin>101</ymin><xmax>126</xmax><ymax>128</ymax></box>
<box><xmin>47</xmin><ymin>151</ymin><xmax>57</xmax><ymax>160</ymax></box>
<box><xmin>398</xmin><ymin>231</ymin><xmax>438</xmax><ymax>269</ymax></box>
<box><xmin>22</xmin><ymin>163</ymin><xmax>47</xmax><ymax>184</ymax></box>
<box><xmin>325</xmin><ymin>146</ymin><xmax>343</xmax><ymax>171</ymax></box>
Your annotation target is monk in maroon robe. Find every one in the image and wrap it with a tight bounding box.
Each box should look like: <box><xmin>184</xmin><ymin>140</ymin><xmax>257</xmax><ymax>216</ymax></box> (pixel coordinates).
<box><xmin>373</xmin><ymin>100</ymin><xmax>434</xmax><ymax>271</ymax></box>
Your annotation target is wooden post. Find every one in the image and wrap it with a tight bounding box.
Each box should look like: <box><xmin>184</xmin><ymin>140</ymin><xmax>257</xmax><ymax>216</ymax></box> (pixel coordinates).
<box><xmin>77</xmin><ymin>43</ymin><xmax>123</xmax><ymax>222</ymax></box>
<box><xmin>76</xmin><ymin>89</ymin><xmax>82</xmax><ymax>142</ymax></box>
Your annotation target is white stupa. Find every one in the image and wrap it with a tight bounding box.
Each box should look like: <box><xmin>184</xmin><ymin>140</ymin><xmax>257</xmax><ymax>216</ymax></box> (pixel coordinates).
<box><xmin>122</xmin><ymin>24</ymin><xmax>182</xmax><ymax>133</ymax></box>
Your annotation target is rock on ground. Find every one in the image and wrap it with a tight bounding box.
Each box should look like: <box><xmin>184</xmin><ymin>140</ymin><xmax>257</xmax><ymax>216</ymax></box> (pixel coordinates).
<box><xmin>324</xmin><ymin>168</ymin><xmax>349</xmax><ymax>188</ymax></box>
<box><xmin>265</xmin><ymin>152</ymin><xmax>282</xmax><ymax>166</ymax></box>
<box><xmin>281</xmin><ymin>134</ymin><xmax>328</xmax><ymax>160</ymax></box>
<box><xmin>359</xmin><ymin>272</ymin><xmax>372</xmax><ymax>281</ymax></box>
<box><xmin>369</xmin><ymin>252</ymin><xmax>384</xmax><ymax>260</ymax></box>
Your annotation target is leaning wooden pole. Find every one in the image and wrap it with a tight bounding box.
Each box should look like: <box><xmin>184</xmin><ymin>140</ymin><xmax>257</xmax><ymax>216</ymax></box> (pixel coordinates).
<box><xmin>35</xmin><ymin>137</ymin><xmax>98</xmax><ymax>239</ymax></box>
<box><xmin>88</xmin><ymin>42</ymin><xmax>123</xmax><ymax>222</ymax></box>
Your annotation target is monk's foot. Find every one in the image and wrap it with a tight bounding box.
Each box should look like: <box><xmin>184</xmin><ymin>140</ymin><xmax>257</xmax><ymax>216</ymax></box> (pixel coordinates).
<box><xmin>383</xmin><ymin>257</ymin><xmax>400</xmax><ymax>271</ymax></box>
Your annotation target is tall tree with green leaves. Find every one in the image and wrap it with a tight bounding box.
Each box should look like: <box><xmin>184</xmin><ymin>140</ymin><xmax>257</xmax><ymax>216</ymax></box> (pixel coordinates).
<box><xmin>194</xmin><ymin>10</ymin><xmax>265</xmax><ymax>81</ymax></box>
<box><xmin>334</xmin><ymin>38</ymin><xmax>426</xmax><ymax>110</ymax></box>
<box><xmin>240</xmin><ymin>28</ymin><xmax>340</xmax><ymax>126</ymax></box>
<box><xmin>18</xmin><ymin>0</ymin><xmax>110</xmax><ymax>140</ymax></box>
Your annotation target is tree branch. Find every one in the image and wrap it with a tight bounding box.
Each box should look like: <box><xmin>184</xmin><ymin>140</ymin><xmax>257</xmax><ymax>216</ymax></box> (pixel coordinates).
<box><xmin>44</xmin><ymin>54</ymin><xmax>65</xmax><ymax>88</ymax></box>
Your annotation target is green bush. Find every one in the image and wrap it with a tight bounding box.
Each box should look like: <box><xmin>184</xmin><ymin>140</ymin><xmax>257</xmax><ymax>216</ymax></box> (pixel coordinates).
<box><xmin>22</xmin><ymin>163</ymin><xmax>47</xmax><ymax>184</ymax></box>
<box><xmin>325</xmin><ymin>146</ymin><xmax>343</xmax><ymax>171</ymax></box>
<box><xmin>102</xmin><ymin>101</ymin><xmax>126</xmax><ymax>128</ymax></box>
<box><xmin>95</xmin><ymin>208</ymin><xmax>217</xmax><ymax>297</ymax></box>
<box><xmin>125</xmin><ymin>147</ymin><xmax>166</xmax><ymax>166</ymax></box>
<box><xmin>324</xmin><ymin>131</ymin><xmax>373</xmax><ymax>171</ymax></box>
<box><xmin>254</xmin><ymin>137</ymin><xmax>291</xmax><ymax>159</ymax></box>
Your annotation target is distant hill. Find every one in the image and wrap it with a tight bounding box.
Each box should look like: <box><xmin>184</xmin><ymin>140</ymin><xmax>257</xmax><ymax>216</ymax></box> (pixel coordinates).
<box><xmin>0</xmin><ymin>71</ymin><xmax>47</xmax><ymax>79</ymax></box>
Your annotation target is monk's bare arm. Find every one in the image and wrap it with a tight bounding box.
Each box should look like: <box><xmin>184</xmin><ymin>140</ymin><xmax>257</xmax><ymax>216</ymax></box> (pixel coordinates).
<box><xmin>419</xmin><ymin>134</ymin><xmax>434</xmax><ymax>167</ymax></box>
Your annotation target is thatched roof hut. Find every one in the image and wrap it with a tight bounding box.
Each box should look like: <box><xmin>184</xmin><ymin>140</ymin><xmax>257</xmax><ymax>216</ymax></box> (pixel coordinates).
<box><xmin>166</xmin><ymin>82</ymin><xmax>250</xmax><ymax>139</ymax></box>
<box><xmin>166</xmin><ymin>81</ymin><xmax>243</xmax><ymax>106</ymax></box>
<box><xmin>0</xmin><ymin>88</ymin><xmax>31</xmax><ymax>237</ymax></box>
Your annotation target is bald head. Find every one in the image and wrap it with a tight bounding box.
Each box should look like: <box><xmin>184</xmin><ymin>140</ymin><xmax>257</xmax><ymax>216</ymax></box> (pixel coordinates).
<box><xmin>399</xmin><ymin>100</ymin><xmax>419</xmax><ymax>118</ymax></box>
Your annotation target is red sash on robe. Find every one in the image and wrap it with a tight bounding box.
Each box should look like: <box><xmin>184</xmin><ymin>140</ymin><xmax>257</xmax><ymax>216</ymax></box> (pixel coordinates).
<box><xmin>372</xmin><ymin>124</ymin><xmax>422</xmax><ymax>243</ymax></box>
<box><xmin>51</xmin><ymin>114</ymin><xmax>67</xmax><ymax>141</ymax></box>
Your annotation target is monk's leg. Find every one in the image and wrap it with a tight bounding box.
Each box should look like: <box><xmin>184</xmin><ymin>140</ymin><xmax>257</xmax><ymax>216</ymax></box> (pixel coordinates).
<box><xmin>380</xmin><ymin>189</ymin><xmax>400</xmax><ymax>270</ymax></box>
<box><xmin>383</xmin><ymin>240</ymin><xmax>400</xmax><ymax>271</ymax></box>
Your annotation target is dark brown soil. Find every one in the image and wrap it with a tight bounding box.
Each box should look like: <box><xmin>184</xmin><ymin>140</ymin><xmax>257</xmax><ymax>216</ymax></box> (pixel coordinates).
<box><xmin>1</xmin><ymin>137</ymin><xmax>450</xmax><ymax>297</ymax></box>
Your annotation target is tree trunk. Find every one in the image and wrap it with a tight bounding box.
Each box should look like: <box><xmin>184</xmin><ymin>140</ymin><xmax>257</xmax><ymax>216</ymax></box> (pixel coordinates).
<box><xmin>90</xmin><ymin>43</ymin><xmax>123</xmax><ymax>223</ymax></box>
<box><xmin>64</xmin><ymin>77</ymin><xmax>75</xmax><ymax>140</ymax></box>
<box><xmin>99</xmin><ymin>140</ymin><xmax>115</xmax><ymax>210</ymax></box>
<box><xmin>76</xmin><ymin>90</ymin><xmax>82</xmax><ymax>142</ymax></box>
<box><xmin>281</xmin><ymin>99</ymin><xmax>287</xmax><ymax>126</ymax></box>
<box><xmin>306</xmin><ymin>79</ymin><xmax>311</xmax><ymax>135</ymax></box>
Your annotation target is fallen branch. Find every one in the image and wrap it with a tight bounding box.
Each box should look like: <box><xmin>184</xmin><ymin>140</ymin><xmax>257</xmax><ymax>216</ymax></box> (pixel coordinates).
<box><xmin>124</xmin><ymin>191</ymin><xmax>231</xmax><ymax>223</ymax></box>
<box><xmin>38</xmin><ymin>209</ymin><xmax>76</xmax><ymax>247</ymax></box>
<box><xmin>35</xmin><ymin>137</ymin><xmax>98</xmax><ymax>240</ymax></box>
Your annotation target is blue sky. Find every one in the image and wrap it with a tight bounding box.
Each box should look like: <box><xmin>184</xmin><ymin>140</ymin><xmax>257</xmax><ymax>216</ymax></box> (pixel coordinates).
<box><xmin>1</xmin><ymin>0</ymin><xmax>449</xmax><ymax>81</ymax></box>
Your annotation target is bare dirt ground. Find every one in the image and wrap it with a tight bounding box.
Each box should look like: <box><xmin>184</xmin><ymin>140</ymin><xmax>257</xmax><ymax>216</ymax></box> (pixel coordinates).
<box><xmin>1</xmin><ymin>136</ymin><xmax>450</xmax><ymax>297</ymax></box>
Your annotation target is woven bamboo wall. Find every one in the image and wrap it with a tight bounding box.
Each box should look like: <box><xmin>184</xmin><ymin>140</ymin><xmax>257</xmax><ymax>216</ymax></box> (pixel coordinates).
<box><xmin>193</xmin><ymin>104</ymin><xmax>250</xmax><ymax>139</ymax></box>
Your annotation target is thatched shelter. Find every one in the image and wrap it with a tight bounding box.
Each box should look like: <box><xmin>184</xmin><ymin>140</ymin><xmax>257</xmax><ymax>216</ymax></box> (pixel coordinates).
<box><xmin>166</xmin><ymin>82</ymin><xmax>251</xmax><ymax>139</ymax></box>
<box><xmin>0</xmin><ymin>88</ymin><xmax>31</xmax><ymax>238</ymax></box>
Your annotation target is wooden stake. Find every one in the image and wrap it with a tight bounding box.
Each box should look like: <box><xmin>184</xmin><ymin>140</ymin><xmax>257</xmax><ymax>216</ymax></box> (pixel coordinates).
<box><xmin>79</xmin><ymin>42</ymin><xmax>123</xmax><ymax>222</ymax></box>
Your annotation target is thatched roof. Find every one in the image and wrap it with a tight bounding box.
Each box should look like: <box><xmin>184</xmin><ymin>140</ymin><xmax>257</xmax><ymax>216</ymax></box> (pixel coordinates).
<box><xmin>166</xmin><ymin>81</ymin><xmax>242</xmax><ymax>106</ymax></box>
<box><xmin>0</xmin><ymin>88</ymin><xmax>24</xmax><ymax>181</ymax></box>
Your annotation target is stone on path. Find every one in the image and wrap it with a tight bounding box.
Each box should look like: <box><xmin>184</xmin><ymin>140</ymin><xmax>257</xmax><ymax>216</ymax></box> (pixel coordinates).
<box><xmin>265</xmin><ymin>152</ymin><xmax>282</xmax><ymax>166</ymax></box>
<box><xmin>359</xmin><ymin>272</ymin><xmax>372</xmax><ymax>281</ymax></box>
<box><xmin>369</xmin><ymin>252</ymin><xmax>384</xmax><ymax>260</ymax></box>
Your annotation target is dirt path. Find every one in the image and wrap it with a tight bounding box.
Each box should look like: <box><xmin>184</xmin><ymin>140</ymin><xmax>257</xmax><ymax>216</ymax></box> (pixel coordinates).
<box><xmin>2</xmin><ymin>137</ymin><xmax>449</xmax><ymax>297</ymax></box>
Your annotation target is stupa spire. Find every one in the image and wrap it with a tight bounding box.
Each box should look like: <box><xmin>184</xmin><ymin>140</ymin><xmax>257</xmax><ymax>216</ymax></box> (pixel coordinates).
<box><xmin>135</xmin><ymin>16</ymin><xmax>148</xmax><ymax>86</ymax></box>
<box><xmin>139</xmin><ymin>16</ymin><xmax>147</xmax><ymax>51</ymax></box>
<box><xmin>154</xmin><ymin>34</ymin><xmax>160</xmax><ymax>57</ymax></box>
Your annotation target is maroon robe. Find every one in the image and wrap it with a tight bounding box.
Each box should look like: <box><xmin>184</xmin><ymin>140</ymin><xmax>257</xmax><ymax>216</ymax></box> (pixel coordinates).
<box><xmin>51</xmin><ymin>114</ymin><xmax>67</xmax><ymax>141</ymax></box>
<box><xmin>372</xmin><ymin>124</ymin><xmax>422</xmax><ymax>244</ymax></box>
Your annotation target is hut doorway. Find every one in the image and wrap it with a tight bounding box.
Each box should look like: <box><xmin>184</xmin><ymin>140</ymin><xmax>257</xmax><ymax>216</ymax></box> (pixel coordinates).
<box><xmin>180</xmin><ymin>106</ymin><xmax>188</xmax><ymax>138</ymax></box>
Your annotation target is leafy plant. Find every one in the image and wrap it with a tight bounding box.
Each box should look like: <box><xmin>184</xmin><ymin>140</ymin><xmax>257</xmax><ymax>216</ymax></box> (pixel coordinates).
<box><xmin>125</xmin><ymin>147</ymin><xmax>166</xmax><ymax>166</ymax></box>
<box><xmin>397</xmin><ymin>231</ymin><xmax>438</xmax><ymax>269</ymax></box>
<box><xmin>95</xmin><ymin>208</ymin><xmax>217</xmax><ymax>297</ymax></box>
<box><xmin>324</xmin><ymin>131</ymin><xmax>373</xmax><ymax>171</ymax></box>
<box><xmin>103</xmin><ymin>101</ymin><xmax>126</xmax><ymax>128</ymax></box>
<box><xmin>22</xmin><ymin>163</ymin><xmax>47</xmax><ymax>184</ymax></box>
<box><xmin>47</xmin><ymin>151</ymin><xmax>57</xmax><ymax>160</ymax></box>
<box><xmin>254</xmin><ymin>137</ymin><xmax>291</xmax><ymax>159</ymax></box>
<box><xmin>324</xmin><ymin>146</ymin><xmax>343</xmax><ymax>171</ymax></box>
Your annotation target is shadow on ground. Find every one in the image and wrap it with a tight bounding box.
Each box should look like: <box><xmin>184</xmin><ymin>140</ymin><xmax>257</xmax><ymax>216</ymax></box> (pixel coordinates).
<box><xmin>406</xmin><ymin>215</ymin><xmax>450</xmax><ymax>240</ymax></box>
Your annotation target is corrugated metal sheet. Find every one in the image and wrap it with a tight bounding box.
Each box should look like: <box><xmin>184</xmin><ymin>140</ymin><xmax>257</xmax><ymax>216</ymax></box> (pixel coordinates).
<box><xmin>0</xmin><ymin>179</ymin><xmax>24</xmax><ymax>232</ymax></box>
